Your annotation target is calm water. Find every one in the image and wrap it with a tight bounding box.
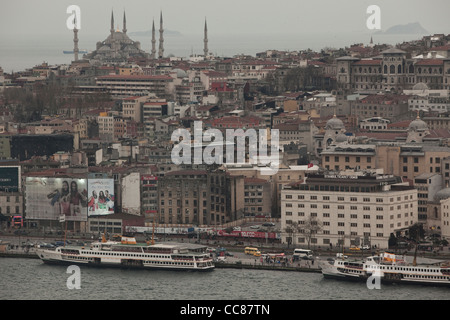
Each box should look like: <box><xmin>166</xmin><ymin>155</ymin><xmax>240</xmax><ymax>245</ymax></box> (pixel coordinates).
<box><xmin>1</xmin><ymin>258</ymin><xmax>448</xmax><ymax>301</ymax></box>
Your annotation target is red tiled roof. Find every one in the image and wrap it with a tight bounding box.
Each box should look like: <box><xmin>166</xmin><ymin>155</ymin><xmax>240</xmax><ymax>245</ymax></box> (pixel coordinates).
<box><xmin>210</xmin><ymin>82</ymin><xmax>234</xmax><ymax>92</ymax></box>
<box><xmin>426</xmin><ymin>129</ymin><xmax>450</xmax><ymax>139</ymax></box>
<box><xmin>360</xmin><ymin>94</ymin><xmax>410</xmax><ymax>104</ymax></box>
<box><xmin>387</xmin><ymin>120</ymin><xmax>412</xmax><ymax>128</ymax></box>
<box><xmin>430</xmin><ymin>45</ymin><xmax>450</xmax><ymax>51</ymax></box>
<box><xmin>414</xmin><ymin>59</ymin><xmax>444</xmax><ymax>66</ymax></box>
<box><xmin>307</xmin><ymin>60</ymin><xmax>326</xmax><ymax>66</ymax></box>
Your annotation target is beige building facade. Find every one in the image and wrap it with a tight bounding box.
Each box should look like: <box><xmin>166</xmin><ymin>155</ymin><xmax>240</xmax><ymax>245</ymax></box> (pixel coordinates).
<box><xmin>280</xmin><ymin>172</ymin><xmax>418</xmax><ymax>249</ymax></box>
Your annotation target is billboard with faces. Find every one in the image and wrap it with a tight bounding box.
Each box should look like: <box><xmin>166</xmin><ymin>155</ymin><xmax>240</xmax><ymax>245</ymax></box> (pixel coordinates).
<box><xmin>87</xmin><ymin>179</ymin><xmax>115</xmax><ymax>216</ymax></box>
<box><xmin>25</xmin><ymin>177</ymin><xmax>88</xmax><ymax>221</ymax></box>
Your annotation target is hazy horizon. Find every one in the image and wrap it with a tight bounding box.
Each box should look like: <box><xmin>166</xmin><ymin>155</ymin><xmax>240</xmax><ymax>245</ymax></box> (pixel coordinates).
<box><xmin>1</xmin><ymin>0</ymin><xmax>449</xmax><ymax>37</ymax></box>
<box><xmin>1</xmin><ymin>0</ymin><xmax>448</xmax><ymax>73</ymax></box>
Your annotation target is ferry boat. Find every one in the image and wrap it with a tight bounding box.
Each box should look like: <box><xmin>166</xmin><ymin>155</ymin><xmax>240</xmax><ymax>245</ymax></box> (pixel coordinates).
<box><xmin>320</xmin><ymin>252</ymin><xmax>450</xmax><ymax>287</ymax></box>
<box><xmin>63</xmin><ymin>49</ymin><xmax>88</xmax><ymax>54</ymax></box>
<box><xmin>35</xmin><ymin>235</ymin><xmax>214</xmax><ymax>271</ymax></box>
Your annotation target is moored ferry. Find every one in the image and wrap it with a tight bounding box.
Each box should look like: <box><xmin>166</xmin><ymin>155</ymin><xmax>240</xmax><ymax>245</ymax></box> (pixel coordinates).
<box><xmin>36</xmin><ymin>235</ymin><xmax>215</xmax><ymax>271</ymax></box>
<box><xmin>320</xmin><ymin>252</ymin><xmax>450</xmax><ymax>287</ymax></box>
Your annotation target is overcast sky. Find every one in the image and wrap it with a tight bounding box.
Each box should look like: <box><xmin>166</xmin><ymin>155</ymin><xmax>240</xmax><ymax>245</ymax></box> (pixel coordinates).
<box><xmin>1</xmin><ymin>0</ymin><xmax>449</xmax><ymax>37</ymax></box>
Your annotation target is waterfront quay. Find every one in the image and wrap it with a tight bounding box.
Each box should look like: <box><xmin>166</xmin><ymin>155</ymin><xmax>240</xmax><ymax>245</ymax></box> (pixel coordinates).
<box><xmin>0</xmin><ymin>233</ymin><xmax>321</xmax><ymax>272</ymax></box>
<box><xmin>3</xmin><ymin>232</ymin><xmax>450</xmax><ymax>273</ymax></box>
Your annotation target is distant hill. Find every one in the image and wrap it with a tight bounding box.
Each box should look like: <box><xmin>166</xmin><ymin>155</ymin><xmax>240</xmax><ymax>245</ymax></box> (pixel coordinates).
<box><xmin>376</xmin><ymin>22</ymin><xmax>429</xmax><ymax>35</ymax></box>
<box><xmin>129</xmin><ymin>29</ymin><xmax>182</xmax><ymax>37</ymax></box>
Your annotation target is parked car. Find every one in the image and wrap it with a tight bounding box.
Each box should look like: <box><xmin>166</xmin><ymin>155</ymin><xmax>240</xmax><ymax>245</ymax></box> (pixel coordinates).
<box><xmin>262</xmin><ymin>222</ymin><xmax>275</xmax><ymax>227</ymax></box>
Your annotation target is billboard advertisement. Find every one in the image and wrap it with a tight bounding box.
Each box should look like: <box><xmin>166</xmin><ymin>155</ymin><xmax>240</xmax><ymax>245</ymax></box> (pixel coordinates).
<box><xmin>0</xmin><ymin>166</ymin><xmax>21</xmax><ymax>192</ymax></box>
<box><xmin>25</xmin><ymin>177</ymin><xmax>88</xmax><ymax>221</ymax></box>
<box><xmin>87</xmin><ymin>179</ymin><xmax>115</xmax><ymax>216</ymax></box>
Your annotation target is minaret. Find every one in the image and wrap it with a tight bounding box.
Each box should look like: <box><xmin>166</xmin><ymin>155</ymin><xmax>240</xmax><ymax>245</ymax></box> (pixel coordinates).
<box><xmin>123</xmin><ymin>10</ymin><xmax>127</xmax><ymax>34</ymax></box>
<box><xmin>158</xmin><ymin>11</ymin><xmax>164</xmax><ymax>58</ymax></box>
<box><xmin>151</xmin><ymin>19</ymin><xmax>156</xmax><ymax>59</ymax></box>
<box><xmin>110</xmin><ymin>9</ymin><xmax>115</xmax><ymax>36</ymax></box>
<box><xmin>203</xmin><ymin>18</ymin><xmax>208</xmax><ymax>57</ymax></box>
<box><xmin>73</xmin><ymin>16</ymin><xmax>79</xmax><ymax>61</ymax></box>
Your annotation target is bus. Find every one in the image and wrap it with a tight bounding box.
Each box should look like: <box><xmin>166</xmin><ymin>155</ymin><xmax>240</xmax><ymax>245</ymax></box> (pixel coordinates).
<box><xmin>244</xmin><ymin>247</ymin><xmax>261</xmax><ymax>257</ymax></box>
<box><xmin>293</xmin><ymin>249</ymin><xmax>313</xmax><ymax>261</ymax></box>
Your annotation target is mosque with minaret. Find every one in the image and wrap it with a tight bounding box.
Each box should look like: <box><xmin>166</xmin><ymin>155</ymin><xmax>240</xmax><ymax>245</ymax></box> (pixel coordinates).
<box><xmin>78</xmin><ymin>10</ymin><xmax>209</xmax><ymax>65</ymax></box>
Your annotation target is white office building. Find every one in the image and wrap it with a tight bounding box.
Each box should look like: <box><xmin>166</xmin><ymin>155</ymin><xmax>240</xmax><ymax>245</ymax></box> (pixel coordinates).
<box><xmin>280</xmin><ymin>171</ymin><xmax>418</xmax><ymax>249</ymax></box>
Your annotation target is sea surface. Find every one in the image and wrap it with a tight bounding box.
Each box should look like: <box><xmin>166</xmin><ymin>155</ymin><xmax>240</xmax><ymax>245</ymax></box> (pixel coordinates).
<box><xmin>0</xmin><ymin>32</ymin><xmax>425</xmax><ymax>73</ymax></box>
<box><xmin>1</xmin><ymin>257</ymin><xmax>448</xmax><ymax>301</ymax></box>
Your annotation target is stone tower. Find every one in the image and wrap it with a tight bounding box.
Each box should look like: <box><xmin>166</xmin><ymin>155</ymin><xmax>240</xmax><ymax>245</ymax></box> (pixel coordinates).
<box><xmin>158</xmin><ymin>11</ymin><xmax>164</xmax><ymax>58</ymax></box>
<box><xmin>123</xmin><ymin>11</ymin><xmax>127</xmax><ymax>34</ymax></box>
<box><xmin>151</xmin><ymin>19</ymin><xmax>156</xmax><ymax>59</ymax></box>
<box><xmin>73</xmin><ymin>16</ymin><xmax>79</xmax><ymax>61</ymax></box>
<box><xmin>203</xmin><ymin>18</ymin><xmax>208</xmax><ymax>57</ymax></box>
<box><xmin>110</xmin><ymin>9</ymin><xmax>115</xmax><ymax>36</ymax></box>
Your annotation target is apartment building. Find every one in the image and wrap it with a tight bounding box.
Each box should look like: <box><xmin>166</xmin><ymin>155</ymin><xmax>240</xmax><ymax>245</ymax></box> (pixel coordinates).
<box><xmin>243</xmin><ymin>178</ymin><xmax>272</xmax><ymax>216</ymax></box>
<box><xmin>322</xmin><ymin>142</ymin><xmax>450</xmax><ymax>182</ymax></box>
<box><xmin>141</xmin><ymin>174</ymin><xmax>158</xmax><ymax>221</ymax></box>
<box><xmin>225</xmin><ymin>163</ymin><xmax>319</xmax><ymax>217</ymax></box>
<box><xmin>322</xmin><ymin>144</ymin><xmax>377</xmax><ymax>171</ymax></box>
<box><xmin>280</xmin><ymin>171</ymin><xmax>418</xmax><ymax>249</ymax></box>
<box><xmin>414</xmin><ymin>173</ymin><xmax>443</xmax><ymax>221</ymax></box>
<box><xmin>95</xmin><ymin>74</ymin><xmax>174</xmax><ymax>99</ymax></box>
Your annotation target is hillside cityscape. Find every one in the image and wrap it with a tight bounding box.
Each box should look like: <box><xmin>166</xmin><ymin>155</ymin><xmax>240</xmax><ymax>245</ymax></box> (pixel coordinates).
<box><xmin>1</xmin><ymin>10</ymin><xmax>450</xmax><ymax>251</ymax></box>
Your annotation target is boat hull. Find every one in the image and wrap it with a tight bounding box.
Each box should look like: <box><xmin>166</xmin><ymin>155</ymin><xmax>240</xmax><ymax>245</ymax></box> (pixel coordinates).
<box><xmin>320</xmin><ymin>258</ymin><xmax>450</xmax><ymax>288</ymax></box>
<box><xmin>36</xmin><ymin>249</ymin><xmax>215</xmax><ymax>272</ymax></box>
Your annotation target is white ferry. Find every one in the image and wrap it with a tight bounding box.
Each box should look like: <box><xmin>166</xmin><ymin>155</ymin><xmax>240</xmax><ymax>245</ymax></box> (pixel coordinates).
<box><xmin>320</xmin><ymin>252</ymin><xmax>450</xmax><ymax>287</ymax></box>
<box><xmin>36</xmin><ymin>236</ymin><xmax>214</xmax><ymax>271</ymax></box>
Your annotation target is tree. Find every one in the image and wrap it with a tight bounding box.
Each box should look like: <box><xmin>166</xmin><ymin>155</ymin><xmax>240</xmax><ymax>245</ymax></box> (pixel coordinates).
<box><xmin>408</xmin><ymin>223</ymin><xmax>425</xmax><ymax>266</ymax></box>
<box><xmin>388</xmin><ymin>233</ymin><xmax>398</xmax><ymax>248</ymax></box>
<box><xmin>284</xmin><ymin>222</ymin><xmax>300</xmax><ymax>248</ymax></box>
<box><xmin>302</xmin><ymin>215</ymin><xmax>323</xmax><ymax>249</ymax></box>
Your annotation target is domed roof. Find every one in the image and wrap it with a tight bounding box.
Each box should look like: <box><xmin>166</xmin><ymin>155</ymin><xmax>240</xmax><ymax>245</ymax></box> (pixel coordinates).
<box><xmin>435</xmin><ymin>188</ymin><xmax>450</xmax><ymax>201</ymax></box>
<box><xmin>326</xmin><ymin>115</ymin><xmax>344</xmax><ymax>130</ymax></box>
<box><xmin>172</xmin><ymin>68</ymin><xmax>187</xmax><ymax>78</ymax></box>
<box><xmin>408</xmin><ymin>116</ymin><xmax>428</xmax><ymax>131</ymax></box>
<box><xmin>412</xmin><ymin>82</ymin><xmax>429</xmax><ymax>91</ymax></box>
<box><xmin>335</xmin><ymin>133</ymin><xmax>348</xmax><ymax>143</ymax></box>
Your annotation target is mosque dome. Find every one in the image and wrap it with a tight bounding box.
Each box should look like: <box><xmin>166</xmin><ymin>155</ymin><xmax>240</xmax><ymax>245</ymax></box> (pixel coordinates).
<box><xmin>408</xmin><ymin>117</ymin><xmax>428</xmax><ymax>131</ymax></box>
<box><xmin>335</xmin><ymin>133</ymin><xmax>348</xmax><ymax>143</ymax></box>
<box><xmin>435</xmin><ymin>188</ymin><xmax>450</xmax><ymax>201</ymax></box>
<box><xmin>325</xmin><ymin>115</ymin><xmax>344</xmax><ymax>130</ymax></box>
<box><xmin>412</xmin><ymin>82</ymin><xmax>429</xmax><ymax>91</ymax></box>
<box><xmin>172</xmin><ymin>68</ymin><xmax>188</xmax><ymax>78</ymax></box>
